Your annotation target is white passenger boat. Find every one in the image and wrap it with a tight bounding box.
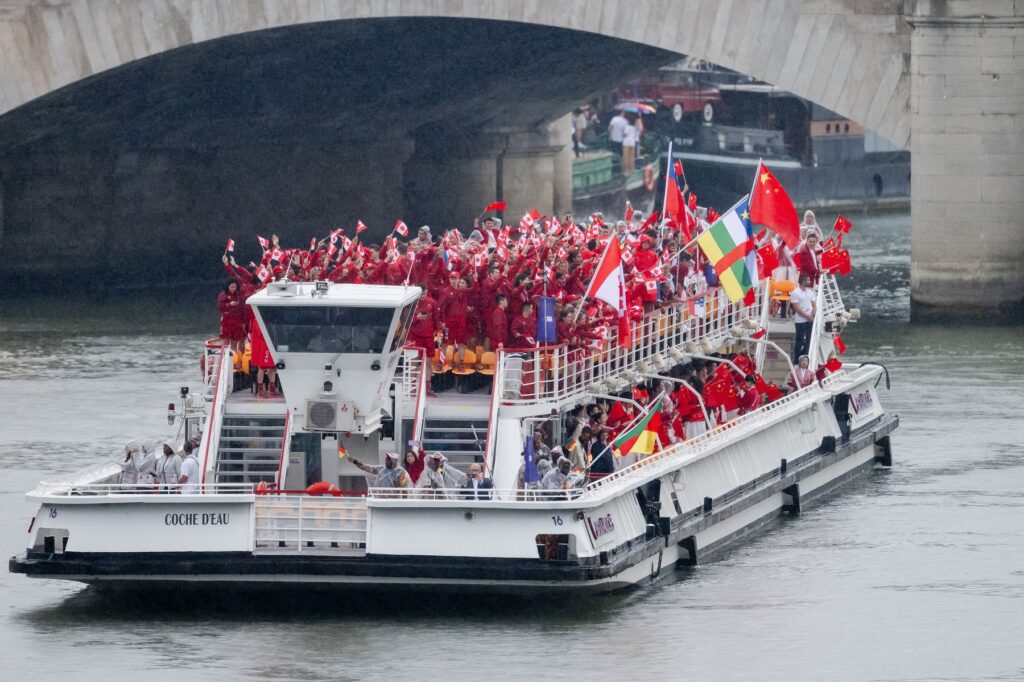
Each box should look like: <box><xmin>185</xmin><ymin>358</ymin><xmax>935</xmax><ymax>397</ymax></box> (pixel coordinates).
<box><xmin>9</xmin><ymin>275</ymin><xmax>897</xmax><ymax>593</ymax></box>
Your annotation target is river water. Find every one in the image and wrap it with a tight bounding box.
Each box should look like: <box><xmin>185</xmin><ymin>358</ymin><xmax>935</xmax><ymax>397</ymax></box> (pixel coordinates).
<box><xmin>1</xmin><ymin>211</ymin><xmax>1022</xmax><ymax>681</ymax></box>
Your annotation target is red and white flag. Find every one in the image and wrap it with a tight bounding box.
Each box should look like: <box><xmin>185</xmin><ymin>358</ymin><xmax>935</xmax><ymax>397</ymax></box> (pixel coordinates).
<box><xmin>495</xmin><ymin>241</ymin><xmax>508</xmax><ymax>260</ymax></box>
<box><xmin>255</xmin><ymin>265</ymin><xmax>270</xmax><ymax>283</ymax></box>
<box><xmin>621</xmin><ymin>246</ymin><xmax>634</xmax><ymax>266</ymax></box>
<box><xmin>309</xmin><ymin>237</ymin><xmax>316</xmax><ymax>251</ymax></box>
<box><xmin>256</xmin><ymin>236</ymin><xmax>268</xmax><ymax>252</ymax></box>
<box><xmin>225</xmin><ymin>239</ymin><xmax>235</xmax><ymax>253</ymax></box>
<box><xmin>583</xmin><ymin>236</ymin><xmax>630</xmax><ymax>347</ymax></box>
<box><xmin>557</xmin><ymin>247</ymin><xmax>569</xmax><ymax>261</ymax></box>
<box><xmin>394</xmin><ymin>219</ymin><xmax>408</xmax><ymax>237</ymax></box>
<box><xmin>356</xmin><ymin>220</ymin><xmax>368</xmax><ymax>234</ymax></box>
<box><xmin>270</xmin><ymin>247</ymin><xmax>284</xmax><ymax>263</ymax></box>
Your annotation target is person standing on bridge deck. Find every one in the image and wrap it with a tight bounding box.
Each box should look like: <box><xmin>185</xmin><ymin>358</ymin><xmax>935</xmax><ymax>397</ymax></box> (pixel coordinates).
<box><xmin>608</xmin><ymin>110</ymin><xmax>627</xmax><ymax>157</ymax></box>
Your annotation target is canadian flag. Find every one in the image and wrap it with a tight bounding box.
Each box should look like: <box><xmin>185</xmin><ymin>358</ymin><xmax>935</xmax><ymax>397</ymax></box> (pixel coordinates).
<box><xmin>309</xmin><ymin>237</ymin><xmax>316</xmax><ymax>251</ymax></box>
<box><xmin>270</xmin><ymin>247</ymin><xmax>284</xmax><ymax>263</ymax></box>
<box><xmin>327</xmin><ymin>243</ymin><xmax>338</xmax><ymax>257</ymax></box>
<box><xmin>621</xmin><ymin>247</ymin><xmax>635</xmax><ymax>266</ymax></box>
<box><xmin>225</xmin><ymin>239</ymin><xmax>235</xmax><ymax>253</ymax></box>
<box><xmin>557</xmin><ymin>247</ymin><xmax>569</xmax><ymax>261</ymax></box>
<box><xmin>394</xmin><ymin>220</ymin><xmax>409</xmax><ymax>237</ymax></box>
<box><xmin>356</xmin><ymin>220</ymin><xmax>368</xmax><ymax>234</ymax></box>
<box><xmin>255</xmin><ymin>265</ymin><xmax>270</xmax><ymax>283</ymax></box>
<box><xmin>583</xmin><ymin>235</ymin><xmax>630</xmax><ymax>347</ymax></box>
<box><xmin>496</xmin><ymin>241</ymin><xmax>508</xmax><ymax>260</ymax></box>
<box><xmin>257</xmin><ymin>236</ymin><xmax>269</xmax><ymax>251</ymax></box>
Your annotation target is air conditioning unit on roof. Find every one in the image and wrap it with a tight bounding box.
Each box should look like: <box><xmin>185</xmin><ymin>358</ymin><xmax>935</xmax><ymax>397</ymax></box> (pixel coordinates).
<box><xmin>304</xmin><ymin>400</ymin><xmax>356</xmax><ymax>432</ymax></box>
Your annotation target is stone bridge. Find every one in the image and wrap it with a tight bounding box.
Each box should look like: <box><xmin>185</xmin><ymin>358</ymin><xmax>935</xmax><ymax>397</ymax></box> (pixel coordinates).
<box><xmin>0</xmin><ymin>0</ymin><xmax>1020</xmax><ymax>317</ymax></box>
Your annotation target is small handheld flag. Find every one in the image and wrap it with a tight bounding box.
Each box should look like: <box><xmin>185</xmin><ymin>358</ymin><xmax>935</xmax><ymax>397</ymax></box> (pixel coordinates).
<box><xmin>225</xmin><ymin>239</ymin><xmax>235</xmax><ymax>253</ymax></box>
<box><xmin>484</xmin><ymin>201</ymin><xmax>507</xmax><ymax>213</ymax></box>
<box><xmin>356</xmin><ymin>220</ymin><xmax>368</xmax><ymax>234</ymax></box>
<box><xmin>394</xmin><ymin>220</ymin><xmax>409</xmax><ymax>237</ymax></box>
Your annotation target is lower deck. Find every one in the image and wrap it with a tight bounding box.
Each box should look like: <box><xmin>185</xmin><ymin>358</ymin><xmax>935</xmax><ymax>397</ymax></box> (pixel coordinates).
<box><xmin>10</xmin><ymin>413</ymin><xmax>897</xmax><ymax>591</ymax></box>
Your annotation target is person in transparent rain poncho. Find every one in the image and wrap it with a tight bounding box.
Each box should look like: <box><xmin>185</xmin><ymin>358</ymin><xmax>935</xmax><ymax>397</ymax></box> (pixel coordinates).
<box><xmin>417</xmin><ymin>453</ymin><xmax>467</xmax><ymax>498</ymax></box>
<box><xmin>540</xmin><ymin>456</ymin><xmax>584</xmax><ymax>498</ymax></box>
<box><xmin>349</xmin><ymin>452</ymin><xmax>413</xmax><ymax>495</ymax></box>
<box><xmin>117</xmin><ymin>440</ymin><xmax>155</xmax><ymax>486</ymax></box>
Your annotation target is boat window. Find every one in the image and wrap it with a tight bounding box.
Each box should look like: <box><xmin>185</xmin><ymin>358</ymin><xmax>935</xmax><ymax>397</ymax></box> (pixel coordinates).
<box><xmin>259</xmin><ymin>306</ymin><xmax>396</xmax><ymax>354</ymax></box>
<box><xmin>389</xmin><ymin>302</ymin><xmax>417</xmax><ymax>352</ymax></box>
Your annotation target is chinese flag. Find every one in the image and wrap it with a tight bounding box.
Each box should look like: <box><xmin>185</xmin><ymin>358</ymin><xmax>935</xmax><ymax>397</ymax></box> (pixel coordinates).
<box><xmin>752</xmin><ymin>328</ymin><xmax>766</xmax><ymax>340</ymax></box>
<box><xmin>825</xmin><ymin>357</ymin><xmax>843</xmax><ymax>373</ymax></box>
<box><xmin>625</xmin><ymin>200</ymin><xmax>634</xmax><ymax>221</ymax></box>
<box><xmin>688</xmin><ymin>193</ymin><xmax>697</xmax><ymax>210</ymax></box>
<box><xmin>749</xmin><ymin>162</ymin><xmax>800</xmax><ymax>249</ymax></box>
<box><xmin>756</xmin><ymin>242</ymin><xmax>780</xmax><ymax>278</ymax></box>
<box><xmin>834</xmin><ymin>215</ymin><xmax>852</xmax><ymax>234</ymax></box>
<box><xmin>707</xmin><ymin>207</ymin><xmax>719</xmax><ymax>223</ymax></box>
<box><xmin>834</xmin><ymin>335</ymin><xmax>847</xmax><ymax>354</ymax></box>
<box><xmin>484</xmin><ymin>201</ymin><xmax>507</xmax><ymax>213</ymax></box>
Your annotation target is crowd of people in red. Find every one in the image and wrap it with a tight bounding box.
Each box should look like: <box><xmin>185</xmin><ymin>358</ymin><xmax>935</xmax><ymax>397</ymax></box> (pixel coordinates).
<box><xmin>215</xmin><ymin>203</ymin><xmax>840</xmax><ymax>405</ymax></box>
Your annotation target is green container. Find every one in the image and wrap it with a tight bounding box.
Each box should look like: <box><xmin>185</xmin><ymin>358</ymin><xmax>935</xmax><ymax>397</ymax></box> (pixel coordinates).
<box><xmin>572</xmin><ymin>153</ymin><xmax>615</xmax><ymax>191</ymax></box>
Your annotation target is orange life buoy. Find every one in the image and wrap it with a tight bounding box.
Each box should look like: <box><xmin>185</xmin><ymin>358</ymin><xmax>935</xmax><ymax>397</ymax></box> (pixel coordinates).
<box><xmin>305</xmin><ymin>481</ymin><xmax>341</xmax><ymax>496</ymax></box>
<box><xmin>643</xmin><ymin>163</ymin><xmax>655</xmax><ymax>191</ymax></box>
<box><xmin>256</xmin><ymin>481</ymin><xmax>268</xmax><ymax>494</ymax></box>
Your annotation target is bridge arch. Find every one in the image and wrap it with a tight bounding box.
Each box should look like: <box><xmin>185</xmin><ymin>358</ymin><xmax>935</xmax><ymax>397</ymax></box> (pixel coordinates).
<box><xmin>0</xmin><ymin>0</ymin><xmax>910</xmax><ymax>146</ymax></box>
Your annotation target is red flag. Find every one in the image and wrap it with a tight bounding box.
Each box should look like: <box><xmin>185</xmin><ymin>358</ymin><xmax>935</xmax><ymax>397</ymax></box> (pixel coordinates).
<box><xmin>255</xmin><ymin>265</ymin><xmax>270</xmax><ymax>283</ymax></box>
<box><xmin>707</xmin><ymin>207</ymin><xmax>719</xmax><ymax>223</ymax></box>
<box><xmin>393</xmin><ymin>220</ymin><xmax>408</xmax><ymax>237</ymax></box>
<box><xmin>256</xmin><ymin>236</ymin><xmax>268</xmax><ymax>251</ymax></box>
<box><xmin>749</xmin><ymin>162</ymin><xmax>800</xmax><ymax>249</ymax></box>
<box><xmin>755</xmin><ymin>242</ymin><xmax>780</xmax><ymax>278</ymax></box>
<box><xmin>833</xmin><ymin>215</ymin><xmax>852</xmax><ymax>234</ymax></box>
<box><xmin>356</xmin><ymin>220</ymin><xmax>368</xmax><ymax>234</ymax></box>
<box><xmin>825</xmin><ymin>357</ymin><xmax>843</xmax><ymax>373</ymax></box>
<box><xmin>225</xmin><ymin>239</ymin><xmax>235</xmax><ymax>253</ymax></box>
<box><xmin>688</xmin><ymin>193</ymin><xmax>697</xmax><ymax>210</ymax></box>
<box><xmin>752</xmin><ymin>328</ymin><xmax>766</xmax><ymax>340</ymax></box>
<box><xmin>621</xmin><ymin>247</ymin><xmax>634</xmax><ymax>266</ymax></box>
<box><xmin>625</xmin><ymin>201</ymin><xmax>634</xmax><ymax>221</ymax></box>
<box><xmin>269</xmin><ymin>247</ymin><xmax>284</xmax><ymax>262</ymax></box>
<box><xmin>640</xmin><ymin>210</ymin><xmax>660</xmax><ymax>232</ymax></box>
<box><xmin>765</xmin><ymin>383</ymin><xmax>783</xmax><ymax>401</ymax></box>
<box><xmin>834</xmin><ymin>335</ymin><xmax>847</xmax><ymax>355</ymax></box>
<box><xmin>309</xmin><ymin>237</ymin><xmax>316</xmax><ymax>250</ymax></box>
<box><xmin>743</xmin><ymin>288</ymin><xmax>756</xmax><ymax>306</ymax></box>
<box><xmin>484</xmin><ymin>201</ymin><xmax>507</xmax><ymax>213</ymax></box>
<box><xmin>821</xmin><ymin>248</ymin><xmax>852</xmax><ymax>275</ymax></box>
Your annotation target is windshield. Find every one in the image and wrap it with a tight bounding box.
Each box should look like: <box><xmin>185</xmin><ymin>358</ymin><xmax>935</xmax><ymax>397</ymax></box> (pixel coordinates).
<box><xmin>259</xmin><ymin>306</ymin><xmax>396</xmax><ymax>354</ymax></box>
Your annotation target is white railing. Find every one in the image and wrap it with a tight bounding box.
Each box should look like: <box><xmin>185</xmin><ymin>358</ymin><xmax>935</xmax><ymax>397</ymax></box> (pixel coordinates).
<box><xmin>483</xmin><ymin>349</ymin><xmax>506</xmax><ymax>474</ymax></box>
<box><xmin>497</xmin><ymin>287</ymin><xmax>763</xmax><ymax>407</ymax></box>
<box><xmin>254</xmin><ymin>495</ymin><xmax>367</xmax><ymax>551</ymax></box>
<box><xmin>754</xmin><ymin>279</ymin><xmax>772</xmax><ymax>373</ymax></box>
<box><xmin>819</xmin><ymin>273</ymin><xmax>845</xmax><ymax>319</ymax></box>
<box><xmin>365</xmin><ymin>367</ymin><xmax>862</xmax><ymax>507</ymax></box>
<box><xmin>33</xmin><ymin>482</ymin><xmax>254</xmax><ymax>497</ymax></box>
<box><xmin>367</xmin><ymin>487</ymin><xmax>586</xmax><ymax>503</ymax></box>
<box><xmin>396</xmin><ymin>348</ymin><xmax>424</xmax><ymax>401</ymax></box>
<box><xmin>200</xmin><ymin>345</ymin><xmax>233</xmax><ymax>488</ymax></box>
<box><xmin>274</xmin><ymin>411</ymin><xmax>293</xmax><ymax>490</ymax></box>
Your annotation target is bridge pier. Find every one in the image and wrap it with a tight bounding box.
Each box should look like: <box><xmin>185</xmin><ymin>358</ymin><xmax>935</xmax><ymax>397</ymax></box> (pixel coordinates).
<box><xmin>909</xmin><ymin>6</ymin><xmax>1024</xmax><ymax>320</ymax></box>
<box><xmin>404</xmin><ymin>117</ymin><xmax>572</xmax><ymax>229</ymax></box>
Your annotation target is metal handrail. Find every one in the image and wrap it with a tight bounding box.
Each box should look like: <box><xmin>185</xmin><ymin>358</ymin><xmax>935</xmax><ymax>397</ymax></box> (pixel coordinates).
<box><xmin>200</xmin><ymin>345</ymin><xmax>233</xmax><ymax>487</ymax></box>
<box><xmin>253</xmin><ymin>494</ymin><xmax>368</xmax><ymax>552</ymax></box>
<box><xmin>367</xmin><ymin>487</ymin><xmax>586</xmax><ymax>503</ymax></box>
<box><xmin>495</xmin><ymin>287</ymin><xmax>763</xmax><ymax>407</ymax></box>
<box><xmin>35</xmin><ymin>482</ymin><xmax>255</xmax><ymax>496</ymax></box>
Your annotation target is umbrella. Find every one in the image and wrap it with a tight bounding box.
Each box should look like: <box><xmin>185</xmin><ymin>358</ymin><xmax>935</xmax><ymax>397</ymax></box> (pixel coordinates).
<box><xmin>615</xmin><ymin>102</ymin><xmax>657</xmax><ymax>114</ymax></box>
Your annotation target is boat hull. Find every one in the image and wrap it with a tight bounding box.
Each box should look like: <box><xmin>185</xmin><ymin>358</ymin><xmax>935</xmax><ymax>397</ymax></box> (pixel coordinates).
<box><xmin>9</xmin><ymin>414</ymin><xmax>897</xmax><ymax>595</ymax></box>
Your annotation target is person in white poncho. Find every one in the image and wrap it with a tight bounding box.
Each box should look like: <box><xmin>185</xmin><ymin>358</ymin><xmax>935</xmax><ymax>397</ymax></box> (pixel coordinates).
<box><xmin>118</xmin><ymin>440</ymin><xmax>155</xmax><ymax>485</ymax></box>
<box><xmin>350</xmin><ymin>452</ymin><xmax>412</xmax><ymax>489</ymax></box>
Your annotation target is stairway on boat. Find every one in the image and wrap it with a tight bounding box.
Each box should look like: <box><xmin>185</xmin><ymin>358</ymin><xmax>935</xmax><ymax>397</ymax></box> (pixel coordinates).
<box><xmin>215</xmin><ymin>415</ymin><xmax>286</xmax><ymax>485</ymax></box>
<box><xmin>418</xmin><ymin>390</ymin><xmax>491</xmax><ymax>470</ymax></box>
<box><xmin>421</xmin><ymin>418</ymin><xmax>489</xmax><ymax>469</ymax></box>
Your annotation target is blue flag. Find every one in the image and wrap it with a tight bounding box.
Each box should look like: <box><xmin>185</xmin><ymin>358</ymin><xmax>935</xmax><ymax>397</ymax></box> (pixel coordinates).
<box><xmin>536</xmin><ymin>296</ymin><xmax>557</xmax><ymax>343</ymax></box>
<box><xmin>524</xmin><ymin>434</ymin><xmax>540</xmax><ymax>483</ymax></box>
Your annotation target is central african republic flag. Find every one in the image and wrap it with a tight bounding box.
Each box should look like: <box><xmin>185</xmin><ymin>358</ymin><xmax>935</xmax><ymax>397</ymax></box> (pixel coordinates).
<box><xmin>695</xmin><ymin>196</ymin><xmax>758</xmax><ymax>304</ymax></box>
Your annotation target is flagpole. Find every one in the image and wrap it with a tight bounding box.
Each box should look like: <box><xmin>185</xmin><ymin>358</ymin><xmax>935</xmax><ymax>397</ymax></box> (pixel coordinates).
<box><xmin>658</xmin><ymin>141</ymin><xmax>673</xmax><ymax>245</ymax></box>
